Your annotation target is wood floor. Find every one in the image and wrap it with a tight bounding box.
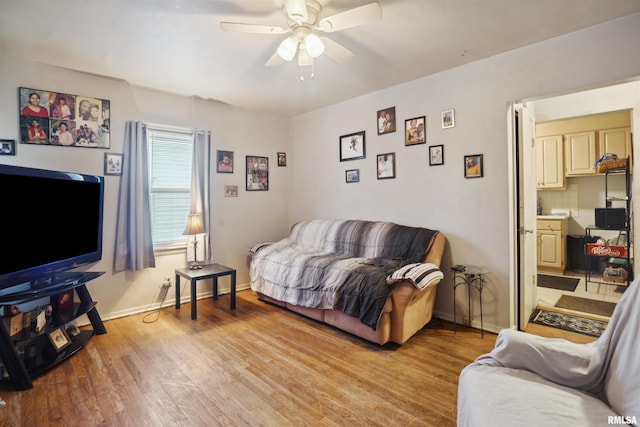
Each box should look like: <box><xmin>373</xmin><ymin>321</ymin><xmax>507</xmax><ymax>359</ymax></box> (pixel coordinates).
<box><xmin>0</xmin><ymin>290</ymin><xmax>497</xmax><ymax>426</ymax></box>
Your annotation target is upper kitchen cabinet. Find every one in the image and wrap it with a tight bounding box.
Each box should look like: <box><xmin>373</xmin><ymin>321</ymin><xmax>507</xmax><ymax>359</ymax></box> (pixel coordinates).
<box><xmin>599</xmin><ymin>127</ymin><xmax>632</xmax><ymax>169</ymax></box>
<box><xmin>536</xmin><ymin>135</ymin><xmax>565</xmax><ymax>189</ymax></box>
<box><xmin>536</xmin><ymin>110</ymin><xmax>632</xmax><ymax>179</ymax></box>
<box><xmin>564</xmin><ymin>131</ymin><xmax>597</xmax><ymax>176</ymax></box>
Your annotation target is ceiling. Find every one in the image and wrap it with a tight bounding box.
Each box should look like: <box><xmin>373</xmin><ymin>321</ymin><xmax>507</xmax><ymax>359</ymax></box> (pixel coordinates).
<box><xmin>1</xmin><ymin>0</ymin><xmax>640</xmax><ymax>117</ymax></box>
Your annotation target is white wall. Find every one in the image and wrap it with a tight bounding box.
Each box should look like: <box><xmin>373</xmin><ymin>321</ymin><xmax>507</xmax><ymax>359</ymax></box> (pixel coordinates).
<box><xmin>289</xmin><ymin>13</ymin><xmax>640</xmax><ymax>331</ymax></box>
<box><xmin>0</xmin><ymin>55</ymin><xmax>290</xmax><ymax>321</ymax></box>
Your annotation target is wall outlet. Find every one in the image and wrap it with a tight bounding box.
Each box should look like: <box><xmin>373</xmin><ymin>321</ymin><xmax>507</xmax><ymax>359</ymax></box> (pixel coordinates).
<box><xmin>160</xmin><ymin>276</ymin><xmax>172</xmax><ymax>289</ymax></box>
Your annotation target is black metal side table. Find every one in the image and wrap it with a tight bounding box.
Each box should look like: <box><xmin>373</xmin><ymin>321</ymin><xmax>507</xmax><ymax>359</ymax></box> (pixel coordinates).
<box><xmin>175</xmin><ymin>263</ymin><xmax>236</xmax><ymax>320</ymax></box>
<box><xmin>451</xmin><ymin>265</ymin><xmax>489</xmax><ymax>337</ymax></box>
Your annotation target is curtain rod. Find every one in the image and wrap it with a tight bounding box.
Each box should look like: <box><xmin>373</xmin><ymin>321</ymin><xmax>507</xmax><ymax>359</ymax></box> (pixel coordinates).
<box><xmin>145</xmin><ymin>122</ymin><xmax>209</xmax><ymax>136</ymax></box>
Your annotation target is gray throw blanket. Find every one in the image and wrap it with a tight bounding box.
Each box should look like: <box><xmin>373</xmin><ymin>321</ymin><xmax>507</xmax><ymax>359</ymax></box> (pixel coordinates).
<box><xmin>250</xmin><ymin>219</ymin><xmax>439</xmax><ymax>329</ymax></box>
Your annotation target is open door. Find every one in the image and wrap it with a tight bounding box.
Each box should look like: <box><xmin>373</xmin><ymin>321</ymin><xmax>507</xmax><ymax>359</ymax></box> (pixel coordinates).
<box><xmin>516</xmin><ymin>103</ymin><xmax>538</xmax><ymax>329</ymax></box>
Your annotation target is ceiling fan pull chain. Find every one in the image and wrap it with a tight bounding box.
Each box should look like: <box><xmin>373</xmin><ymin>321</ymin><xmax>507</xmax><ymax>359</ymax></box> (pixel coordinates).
<box><xmin>300</xmin><ymin>66</ymin><xmax>304</xmax><ymax>81</ymax></box>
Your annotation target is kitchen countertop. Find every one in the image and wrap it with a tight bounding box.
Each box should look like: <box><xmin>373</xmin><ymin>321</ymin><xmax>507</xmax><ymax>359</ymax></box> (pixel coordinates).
<box><xmin>537</xmin><ymin>214</ymin><xmax>570</xmax><ymax>220</ymax></box>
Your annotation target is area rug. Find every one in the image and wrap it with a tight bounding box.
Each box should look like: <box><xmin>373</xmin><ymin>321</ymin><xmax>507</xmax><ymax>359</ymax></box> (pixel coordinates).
<box><xmin>554</xmin><ymin>295</ymin><xmax>616</xmax><ymax>317</ymax></box>
<box><xmin>537</xmin><ymin>274</ymin><xmax>579</xmax><ymax>292</ymax></box>
<box><xmin>529</xmin><ymin>308</ymin><xmax>608</xmax><ymax>338</ymax></box>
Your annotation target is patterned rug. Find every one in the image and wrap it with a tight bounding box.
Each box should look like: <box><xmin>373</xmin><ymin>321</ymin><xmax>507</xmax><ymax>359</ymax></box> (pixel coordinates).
<box><xmin>529</xmin><ymin>308</ymin><xmax>608</xmax><ymax>338</ymax></box>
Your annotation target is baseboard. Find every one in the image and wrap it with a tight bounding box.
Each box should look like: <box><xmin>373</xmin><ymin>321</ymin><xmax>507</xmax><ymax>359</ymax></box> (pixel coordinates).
<box><xmin>433</xmin><ymin>309</ymin><xmax>501</xmax><ymax>335</ymax></box>
<box><xmin>75</xmin><ymin>282</ymin><xmax>251</xmax><ymax>326</ymax></box>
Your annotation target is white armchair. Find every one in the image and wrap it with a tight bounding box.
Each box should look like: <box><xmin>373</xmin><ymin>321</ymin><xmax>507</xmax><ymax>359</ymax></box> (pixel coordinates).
<box><xmin>458</xmin><ymin>277</ymin><xmax>640</xmax><ymax>426</ymax></box>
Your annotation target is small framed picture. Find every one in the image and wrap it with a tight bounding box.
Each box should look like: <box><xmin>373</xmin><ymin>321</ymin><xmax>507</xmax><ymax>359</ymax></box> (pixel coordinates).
<box><xmin>104</xmin><ymin>153</ymin><xmax>123</xmax><ymax>176</ymax></box>
<box><xmin>48</xmin><ymin>327</ymin><xmax>71</xmax><ymax>352</ymax></box>
<box><xmin>246</xmin><ymin>155</ymin><xmax>269</xmax><ymax>191</ymax></box>
<box><xmin>442</xmin><ymin>109</ymin><xmax>455</xmax><ymax>129</ymax></box>
<box><xmin>0</xmin><ymin>139</ymin><xmax>16</xmax><ymax>155</ymax></box>
<box><xmin>377</xmin><ymin>152</ymin><xmax>396</xmax><ymax>179</ymax></box>
<box><xmin>405</xmin><ymin>116</ymin><xmax>426</xmax><ymax>146</ymax></box>
<box><xmin>224</xmin><ymin>185</ymin><xmax>238</xmax><ymax>197</ymax></box>
<box><xmin>277</xmin><ymin>152</ymin><xmax>286</xmax><ymax>167</ymax></box>
<box><xmin>339</xmin><ymin>131</ymin><xmax>366</xmax><ymax>161</ymax></box>
<box><xmin>429</xmin><ymin>145</ymin><xmax>444</xmax><ymax>166</ymax></box>
<box><xmin>345</xmin><ymin>169</ymin><xmax>360</xmax><ymax>183</ymax></box>
<box><xmin>464</xmin><ymin>154</ymin><xmax>484</xmax><ymax>178</ymax></box>
<box><xmin>217</xmin><ymin>150</ymin><xmax>234</xmax><ymax>173</ymax></box>
<box><xmin>377</xmin><ymin>106</ymin><xmax>396</xmax><ymax>135</ymax></box>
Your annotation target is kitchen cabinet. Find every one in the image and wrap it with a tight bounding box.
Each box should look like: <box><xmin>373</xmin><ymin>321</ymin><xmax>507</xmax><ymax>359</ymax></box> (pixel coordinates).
<box><xmin>537</xmin><ymin>218</ymin><xmax>566</xmax><ymax>273</ymax></box>
<box><xmin>535</xmin><ymin>135</ymin><xmax>564</xmax><ymax>189</ymax></box>
<box><xmin>599</xmin><ymin>127</ymin><xmax>632</xmax><ymax>170</ymax></box>
<box><xmin>564</xmin><ymin>131</ymin><xmax>597</xmax><ymax>176</ymax></box>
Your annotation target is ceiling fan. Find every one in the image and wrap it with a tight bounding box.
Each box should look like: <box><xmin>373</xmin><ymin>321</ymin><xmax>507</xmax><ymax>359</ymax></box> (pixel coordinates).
<box><xmin>220</xmin><ymin>0</ymin><xmax>382</xmax><ymax>69</ymax></box>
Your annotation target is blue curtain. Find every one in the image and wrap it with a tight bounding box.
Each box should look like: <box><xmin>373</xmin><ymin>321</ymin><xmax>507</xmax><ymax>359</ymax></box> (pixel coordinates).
<box><xmin>114</xmin><ymin>121</ymin><xmax>156</xmax><ymax>272</ymax></box>
<box><xmin>190</xmin><ymin>130</ymin><xmax>212</xmax><ymax>261</ymax></box>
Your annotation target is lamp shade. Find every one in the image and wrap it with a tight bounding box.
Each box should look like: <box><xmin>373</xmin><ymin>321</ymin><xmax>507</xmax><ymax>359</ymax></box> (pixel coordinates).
<box><xmin>277</xmin><ymin>35</ymin><xmax>298</xmax><ymax>61</ymax></box>
<box><xmin>305</xmin><ymin>33</ymin><xmax>324</xmax><ymax>58</ymax></box>
<box><xmin>183</xmin><ymin>213</ymin><xmax>204</xmax><ymax>235</ymax></box>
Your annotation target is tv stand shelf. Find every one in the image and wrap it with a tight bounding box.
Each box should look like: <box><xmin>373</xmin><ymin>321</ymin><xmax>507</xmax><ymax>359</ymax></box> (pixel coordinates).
<box><xmin>0</xmin><ymin>272</ymin><xmax>106</xmax><ymax>390</ymax></box>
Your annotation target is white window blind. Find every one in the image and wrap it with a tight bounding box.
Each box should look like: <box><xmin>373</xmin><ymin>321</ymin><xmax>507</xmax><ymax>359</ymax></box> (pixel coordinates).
<box><xmin>148</xmin><ymin>126</ymin><xmax>193</xmax><ymax>248</ymax></box>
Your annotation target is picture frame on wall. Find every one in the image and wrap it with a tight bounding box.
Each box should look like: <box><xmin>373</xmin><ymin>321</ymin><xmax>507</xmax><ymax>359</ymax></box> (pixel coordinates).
<box><xmin>464</xmin><ymin>154</ymin><xmax>483</xmax><ymax>178</ymax></box>
<box><xmin>104</xmin><ymin>153</ymin><xmax>123</xmax><ymax>175</ymax></box>
<box><xmin>246</xmin><ymin>155</ymin><xmax>269</xmax><ymax>191</ymax></box>
<box><xmin>19</xmin><ymin>87</ymin><xmax>111</xmax><ymax>148</ymax></box>
<box><xmin>377</xmin><ymin>106</ymin><xmax>396</xmax><ymax>135</ymax></box>
<box><xmin>377</xmin><ymin>152</ymin><xmax>396</xmax><ymax>179</ymax></box>
<box><xmin>0</xmin><ymin>139</ymin><xmax>16</xmax><ymax>155</ymax></box>
<box><xmin>345</xmin><ymin>169</ymin><xmax>360</xmax><ymax>183</ymax></box>
<box><xmin>277</xmin><ymin>152</ymin><xmax>287</xmax><ymax>167</ymax></box>
<box><xmin>339</xmin><ymin>131</ymin><xmax>366</xmax><ymax>161</ymax></box>
<box><xmin>217</xmin><ymin>150</ymin><xmax>234</xmax><ymax>173</ymax></box>
<box><xmin>224</xmin><ymin>185</ymin><xmax>238</xmax><ymax>197</ymax></box>
<box><xmin>429</xmin><ymin>144</ymin><xmax>444</xmax><ymax>166</ymax></box>
<box><xmin>441</xmin><ymin>109</ymin><xmax>455</xmax><ymax>129</ymax></box>
<box><xmin>405</xmin><ymin>116</ymin><xmax>426</xmax><ymax>146</ymax></box>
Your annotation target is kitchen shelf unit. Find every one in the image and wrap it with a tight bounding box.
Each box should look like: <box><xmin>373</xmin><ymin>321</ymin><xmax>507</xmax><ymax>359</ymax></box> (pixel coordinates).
<box><xmin>585</xmin><ymin>159</ymin><xmax>633</xmax><ymax>290</ymax></box>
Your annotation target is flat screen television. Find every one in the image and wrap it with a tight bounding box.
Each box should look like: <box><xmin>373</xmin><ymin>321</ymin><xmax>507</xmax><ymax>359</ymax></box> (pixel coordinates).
<box><xmin>0</xmin><ymin>164</ymin><xmax>104</xmax><ymax>291</ymax></box>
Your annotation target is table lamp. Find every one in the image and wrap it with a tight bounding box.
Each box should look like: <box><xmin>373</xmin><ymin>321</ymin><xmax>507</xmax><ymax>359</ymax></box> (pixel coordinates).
<box><xmin>183</xmin><ymin>213</ymin><xmax>204</xmax><ymax>269</ymax></box>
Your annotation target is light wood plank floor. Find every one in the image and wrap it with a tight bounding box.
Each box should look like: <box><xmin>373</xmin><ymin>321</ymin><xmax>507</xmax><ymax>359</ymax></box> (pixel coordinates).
<box><xmin>0</xmin><ymin>290</ymin><xmax>496</xmax><ymax>426</ymax></box>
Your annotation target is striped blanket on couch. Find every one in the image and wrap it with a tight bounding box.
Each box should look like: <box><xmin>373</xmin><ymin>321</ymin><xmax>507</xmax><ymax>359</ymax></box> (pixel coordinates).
<box><xmin>250</xmin><ymin>219</ymin><xmax>442</xmax><ymax>329</ymax></box>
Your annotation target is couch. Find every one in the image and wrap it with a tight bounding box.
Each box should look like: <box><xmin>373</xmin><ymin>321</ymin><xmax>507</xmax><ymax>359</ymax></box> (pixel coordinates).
<box><xmin>457</xmin><ymin>277</ymin><xmax>640</xmax><ymax>426</ymax></box>
<box><xmin>249</xmin><ymin>219</ymin><xmax>446</xmax><ymax>345</ymax></box>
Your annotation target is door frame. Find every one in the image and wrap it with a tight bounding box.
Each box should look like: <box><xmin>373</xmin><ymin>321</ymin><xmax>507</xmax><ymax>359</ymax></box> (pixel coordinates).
<box><xmin>508</xmin><ymin>81</ymin><xmax>640</xmax><ymax>331</ymax></box>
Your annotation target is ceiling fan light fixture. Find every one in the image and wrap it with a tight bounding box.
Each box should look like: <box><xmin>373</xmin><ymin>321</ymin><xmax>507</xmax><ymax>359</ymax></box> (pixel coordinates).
<box><xmin>277</xmin><ymin>35</ymin><xmax>298</xmax><ymax>61</ymax></box>
<box><xmin>304</xmin><ymin>33</ymin><xmax>324</xmax><ymax>58</ymax></box>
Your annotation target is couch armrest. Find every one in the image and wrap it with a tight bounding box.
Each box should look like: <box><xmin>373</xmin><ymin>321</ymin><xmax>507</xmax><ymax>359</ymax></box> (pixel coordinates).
<box><xmin>387</xmin><ymin>263</ymin><xmax>443</xmax><ymax>290</ymax></box>
<box><xmin>472</xmin><ymin>329</ymin><xmax>597</xmax><ymax>389</ymax></box>
<box><xmin>423</xmin><ymin>232</ymin><xmax>446</xmax><ymax>266</ymax></box>
<box><xmin>249</xmin><ymin>242</ymin><xmax>273</xmax><ymax>254</ymax></box>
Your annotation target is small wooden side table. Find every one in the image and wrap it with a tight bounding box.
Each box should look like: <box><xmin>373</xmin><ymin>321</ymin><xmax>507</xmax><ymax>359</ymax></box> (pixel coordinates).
<box><xmin>451</xmin><ymin>264</ymin><xmax>489</xmax><ymax>337</ymax></box>
<box><xmin>175</xmin><ymin>263</ymin><xmax>236</xmax><ymax>320</ymax></box>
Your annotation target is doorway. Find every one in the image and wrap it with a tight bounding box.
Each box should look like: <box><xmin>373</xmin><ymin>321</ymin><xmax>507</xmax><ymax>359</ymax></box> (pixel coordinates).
<box><xmin>511</xmin><ymin>80</ymin><xmax>640</xmax><ymax>339</ymax></box>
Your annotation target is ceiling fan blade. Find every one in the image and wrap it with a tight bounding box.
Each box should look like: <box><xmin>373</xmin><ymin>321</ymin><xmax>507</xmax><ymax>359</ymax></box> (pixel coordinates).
<box><xmin>220</xmin><ymin>22</ymin><xmax>288</xmax><ymax>34</ymax></box>
<box><xmin>265</xmin><ymin>51</ymin><xmax>285</xmax><ymax>67</ymax></box>
<box><xmin>284</xmin><ymin>0</ymin><xmax>308</xmax><ymax>23</ymax></box>
<box><xmin>320</xmin><ymin>37</ymin><xmax>355</xmax><ymax>63</ymax></box>
<box><xmin>318</xmin><ymin>2</ymin><xmax>382</xmax><ymax>33</ymax></box>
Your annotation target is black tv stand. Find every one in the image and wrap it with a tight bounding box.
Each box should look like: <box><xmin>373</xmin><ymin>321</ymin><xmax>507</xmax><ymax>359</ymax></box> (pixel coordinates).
<box><xmin>0</xmin><ymin>272</ymin><xmax>106</xmax><ymax>390</ymax></box>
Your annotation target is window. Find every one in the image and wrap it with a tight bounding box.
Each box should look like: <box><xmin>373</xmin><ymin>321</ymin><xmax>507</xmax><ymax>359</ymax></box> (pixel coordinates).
<box><xmin>148</xmin><ymin>125</ymin><xmax>193</xmax><ymax>249</ymax></box>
